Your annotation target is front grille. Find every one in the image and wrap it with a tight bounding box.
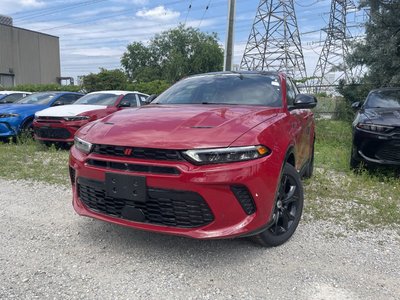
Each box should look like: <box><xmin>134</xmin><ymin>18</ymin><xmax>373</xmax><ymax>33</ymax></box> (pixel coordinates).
<box><xmin>375</xmin><ymin>143</ymin><xmax>400</xmax><ymax>162</ymax></box>
<box><xmin>78</xmin><ymin>177</ymin><xmax>214</xmax><ymax>228</ymax></box>
<box><xmin>87</xmin><ymin>159</ymin><xmax>180</xmax><ymax>175</ymax></box>
<box><xmin>230</xmin><ymin>185</ymin><xmax>256</xmax><ymax>215</ymax></box>
<box><xmin>36</xmin><ymin>116</ymin><xmax>63</xmax><ymax>123</ymax></box>
<box><xmin>34</xmin><ymin>127</ymin><xmax>71</xmax><ymax>139</ymax></box>
<box><xmin>92</xmin><ymin>144</ymin><xmax>183</xmax><ymax>161</ymax></box>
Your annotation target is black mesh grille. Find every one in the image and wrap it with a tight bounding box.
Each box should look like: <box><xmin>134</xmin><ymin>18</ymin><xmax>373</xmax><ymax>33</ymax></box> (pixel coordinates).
<box><xmin>36</xmin><ymin>117</ymin><xmax>63</xmax><ymax>123</ymax></box>
<box><xmin>78</xmin><ymin>178</ymin><xmax>214</xmax><ymax>228</ymax></box>
<box><xmin>230</xmin><ymin>185</ymin><xmax>256</xmax><ymax>215</ymax></box>
<box><xmin>87</xmin><ymin>159</ymin><xmax>180</xmax><ymax>175</ymax></box>
<box><xmin>34</xmin><ymin>127</ymin><xmax>71</xmax><ymax>139</ymax></box>
<box><xmin>375</xmin><ymin>143</ymin><xmax>400</xmax><ymax>162</ymax></box>
<box><xmin>92</xmin><ymin>144</ymin><xmax>183</xmax><ymax>161</ymax></box>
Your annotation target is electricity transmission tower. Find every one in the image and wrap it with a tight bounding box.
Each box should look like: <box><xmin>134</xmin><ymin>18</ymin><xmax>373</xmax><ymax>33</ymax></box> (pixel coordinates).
<box><xmin>312</xmin><ymin>0</ymin><xmax>358</xmax><ymax>92</ymax></box>
<box><xmin>240</xmin><ymin>0</ymin><xmax>307</xmax><ymax>81</ymax></box>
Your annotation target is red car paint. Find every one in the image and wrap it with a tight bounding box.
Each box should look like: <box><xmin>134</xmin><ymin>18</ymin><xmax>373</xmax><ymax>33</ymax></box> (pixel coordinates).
<box><xmin>69</xmin><ymin>72</ymin><xmax>315</xmax><ymax>239</ymax></box>
<box><xmin>33</xmin><ymin>91</ymin><xmax>148</xmax><ymax>143</ymax></box>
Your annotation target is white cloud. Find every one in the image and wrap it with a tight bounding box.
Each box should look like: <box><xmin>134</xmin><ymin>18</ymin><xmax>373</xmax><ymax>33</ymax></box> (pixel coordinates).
<box><xmin>20</xmin><ymin>0</ymin><xmax>45</xmax><ymax>7</ymax></box>
<box><xmin>74</xmin><ymin>7</ymin><xmax>125</xmax><ymax>18</ymax></box>
<box><xmin>136</xmin><ymin>6</ymin><xmax>180</xmax><ymax>21</ymax></box>
<box><xmin>0</xmin><ymin>0</ymin><xmax>46</xmax><ymax>14</ymax></box>
<box><xmin>70</xmin><ymin>47</ymin><xmax>125</xmax><ymax>57</ymax></box>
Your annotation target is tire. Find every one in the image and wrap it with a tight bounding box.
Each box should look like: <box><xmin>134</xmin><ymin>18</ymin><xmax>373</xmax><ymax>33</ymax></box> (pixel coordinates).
<box><xmin>252</xmin><ymin>163</ymin><xmax>304</xmax><ymax>247</ymax></box>
<box><xmin>303</xmin><ymin>142</ymin><xmax>314</xmax><ymax>179</ymax></box>
<box><xmin>20</xmin><ymin>119</ymin><xmax>34</xmax><ymax>137</ymax></box>
<box><xmin>350</xmin><ymin>146</ymin><xmax>360</xmax><ymax>169</ymax></box>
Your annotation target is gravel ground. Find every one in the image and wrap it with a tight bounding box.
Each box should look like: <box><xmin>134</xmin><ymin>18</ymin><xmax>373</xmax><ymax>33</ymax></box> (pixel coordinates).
<box><xmin>0</xmin><ymin>178</ymin><xmax>399</xmax><ymax>300</ymax></box>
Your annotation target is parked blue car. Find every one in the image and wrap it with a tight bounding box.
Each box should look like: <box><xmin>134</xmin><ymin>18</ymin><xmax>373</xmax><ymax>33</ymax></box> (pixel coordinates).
<box><xmin>0</xmin><ymin>91</ymin><xmax>83</xmax><ymax>138</ymax></box>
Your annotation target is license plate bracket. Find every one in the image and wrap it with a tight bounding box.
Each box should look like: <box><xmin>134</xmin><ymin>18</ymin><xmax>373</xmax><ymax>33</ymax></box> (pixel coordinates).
<box><xmin>105</xmin><ymin>173</ymin><xmax>146</xmax><ymax>202</ymax></box>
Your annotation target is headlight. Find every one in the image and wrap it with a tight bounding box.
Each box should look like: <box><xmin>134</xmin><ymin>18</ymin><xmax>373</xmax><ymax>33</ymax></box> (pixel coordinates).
<box><xmin>182</xmin><ymin>145</ymin><xmax>270</xmax><ymax>165</ymax></box>
<box><xmin>74</xmin><ymin>136</ymin><xmax>93</xmax><ymax>154</ymax></box>
<box><xmin>64</xmin><ymin>116</ymin><xmax>90</xmax><ymax>121</ymax></box>
<box><xmin>0</xmin><ymin>113</ymin><xmax>19</xmax><ymax>118</ymax></box>
<box><xmin>356</xmin><ymin>123</ymin><xmax>394</xmax><ymax>133</ymax></box>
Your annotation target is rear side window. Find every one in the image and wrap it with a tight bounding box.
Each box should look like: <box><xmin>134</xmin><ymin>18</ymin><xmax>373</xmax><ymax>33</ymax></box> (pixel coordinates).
<box><xmin>120</xmin><ymin>94</ymin><xmax>137</xmax><ymax>107</ymax></box>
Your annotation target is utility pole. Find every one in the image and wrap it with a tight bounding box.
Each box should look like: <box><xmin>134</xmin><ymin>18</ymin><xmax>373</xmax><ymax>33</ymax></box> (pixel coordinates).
<box><xmin>224</xmin><ymin>0</ymin><xmax>236</xmax><ymax>71</ymax></box>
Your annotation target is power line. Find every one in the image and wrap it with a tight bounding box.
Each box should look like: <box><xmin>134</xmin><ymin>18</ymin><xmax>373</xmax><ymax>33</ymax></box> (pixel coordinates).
<box><xmin>184</xmin><ymin>0</ymin><xmax>193</xmax><ymax>26</ymax></box>
<box><xmin>15</xmin><ymin>0</ymin><xmax>109</xmax><ymax>21</ymax></box>
<box><xmin>198</xmin><ymin>0</ymin><xmax>212</xmax><ymax>28</ymax></box>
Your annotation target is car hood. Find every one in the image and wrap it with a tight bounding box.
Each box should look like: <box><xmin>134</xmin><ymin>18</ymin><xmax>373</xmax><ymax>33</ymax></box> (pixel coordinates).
<box><xmin>361</xmin><ymin>108</ymin><xmax>400</xmax><ymax>127</ymax></box>
<box><xmin>35</xmin><ymin>105</ymin><xmax>107</xmax><ymax>117</ymax></box>
<box><xmin>0</xmin><ymin>104</ymin><xmax>48</xmax><ymax>116</ymax></box>
<box><xmin>80</xmin><ymin>105</ymin><xmax>278</xmax><ymax>149</ymax></box>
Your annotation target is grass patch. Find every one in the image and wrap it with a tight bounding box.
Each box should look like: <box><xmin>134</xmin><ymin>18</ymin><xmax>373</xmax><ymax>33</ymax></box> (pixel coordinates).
<box><xmin>0</xmin><ymin>137</ymin><xmax>70</xmax><ymax>186</ymax></box>
<box><xmin>304</xmin><ymin>119</ymin><xmax>400</xmax><ymax>229</ymax></box>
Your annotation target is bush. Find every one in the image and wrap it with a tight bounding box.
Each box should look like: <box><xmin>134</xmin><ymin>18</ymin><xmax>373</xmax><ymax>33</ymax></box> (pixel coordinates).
<box><xmin>1</xmin><ymin>83</ymin><xmax>82</xmax><ymax>93</ymax></box>
<box><xmin>126</xmin><ymin>80</ymin><xmax>171</xmax><ymax>95</ymax></box>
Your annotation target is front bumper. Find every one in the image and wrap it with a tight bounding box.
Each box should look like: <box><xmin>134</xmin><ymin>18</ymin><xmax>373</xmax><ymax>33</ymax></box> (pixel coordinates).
<box><xmin>353</xmin><ymin>127</ymin><xmax>400</xmax><ymax>165</ymax></box>
<box><xmin>33</xmin><ymin>119</ymin><xmax>89</xmax><ymax>142</ymax></box>
<box><xmin>69</xmin><ymin>145</ymin><xmax>282</xmax><ymax>239</ymax></box>
<box><xmin>0</xmin><ymin>117</ymin><xmax>22</xmax><ymax>137</ymax></box>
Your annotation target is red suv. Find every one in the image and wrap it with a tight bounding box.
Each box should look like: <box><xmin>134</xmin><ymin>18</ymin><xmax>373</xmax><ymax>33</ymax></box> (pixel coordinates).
<box><xmin>70</xmin><ymin>72</ymin><xmax>316</xmax><ymax>246</ymax></box>
<box><xmin>33</xmin><ymin>90</ymin><xmax>149</xmax><ymax>144</ymax></box>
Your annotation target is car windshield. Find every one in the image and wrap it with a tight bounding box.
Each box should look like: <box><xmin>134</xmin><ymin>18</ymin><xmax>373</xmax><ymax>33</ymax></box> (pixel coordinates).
<box><xmin>74</xmin><ymin>93</ymin><xmax>120</xmax><ymax>106</ymax></box>
<box><xmin>15</xmin><ymin>93</ymin><xmax>56</xmax><ymax>105</ymax></box>
<box><xmin>365</xmin><ymin>90</ymin><xmax>400</xmax><ymax>109</ymax></box>
<box><xmin>0</xmin><ymin>94</ymin><xmax>23</xmax><ymax>103</ymax></box>
<box><xmin>153</xmin><ymin>74</ymin><xmax>282</xmax><ymax>107</ymax></box>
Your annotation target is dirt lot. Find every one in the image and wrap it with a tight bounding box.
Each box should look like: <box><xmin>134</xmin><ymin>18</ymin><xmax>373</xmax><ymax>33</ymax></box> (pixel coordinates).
<box><xmin>0</xmin><ymin>178</ymin><xmax>399</xmax><ymax>300</ymax></box>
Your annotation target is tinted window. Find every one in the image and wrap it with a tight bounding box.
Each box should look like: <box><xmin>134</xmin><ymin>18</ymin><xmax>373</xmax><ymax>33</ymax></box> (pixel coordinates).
<box><xmin>365</xmin><ymin>90</ymin><xmax>400</xmax><ymax>108</ymax></box>
<box><xmin>57</xmin><ymin>94</ymin><xmax>79</xmax><ymax>105</ymax></box>
<box><xmin>139</xmin><ymin>94</ymin><xmax>148</xmax><ymax>105</ymax></box>
<box><xmin>16</xmin><ymin>93</ymin><xmax>57</xmax><ymax>105</ymax></box>
<box><xmin>74</xmin><ymin>93</ymin><xmax>120</xmax><ymax>106</ymax></box>
<box><xmin>153</xmin><ymin>74</ymin><xmax>282</xmax><ymax>107</ymax></box>
<box><xmin>120</xmin><ymin>94</ymin><xmax>137</xmax><ymax>107</ymax></box>
<box><xmin>286</xmin><ymin>78</ymin><xmax>297</xmax><ymax>106</ymax></box>
<box><xmin>0</xmin><ymin>93</ymin><xmax>24</xmax><ymax>103</ymax></box>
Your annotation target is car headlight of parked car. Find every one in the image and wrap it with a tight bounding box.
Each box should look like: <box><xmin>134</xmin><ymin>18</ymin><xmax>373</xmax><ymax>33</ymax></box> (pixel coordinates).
<box><xmin>64</xmin><ymin>116</ymin><xmax>90</xmax><ymax>121</ymax></box>
<box><xmin>0</xmin><ymin>113</ymin><xmax>19</xmax><ymax>118</ymax></box>
<box><xmin>182</xmin><ymin>145</ymin><xmax>270</xmax><ymax>165</ymax></box>
<box><xmin>74</xmin><ymin>136</ymin><xmax>93</xmax><ymax>154</ymax></box>
<box><xmin>356</xmin><ymin>123</ymin><xmax>394</xmax><ymax>133</ymax></box>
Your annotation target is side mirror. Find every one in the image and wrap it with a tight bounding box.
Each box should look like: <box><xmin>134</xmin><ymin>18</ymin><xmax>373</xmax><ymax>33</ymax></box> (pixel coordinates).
<box><xmin>292</xmin><ymin>94</ymin><xmax>317</xmax><ymax>109</ymax></box>
<box><xmin>145</xmin><ymin>94</ymin><xmax>158</xmax><ymax>104</ymax></box>
<box><xmin>351</xmin><ymin>101</ymin><xmax>362</xmax><ymax>110</ymax></box>
<box><xmin>52</xmin><ymin>100</ymin><xmax>63</xmax><ymax>106</ymax></box>
<box><xmin>118</xmin><ymin>100</ymin><xmax>131</xmax><ymax>108</ymax></box>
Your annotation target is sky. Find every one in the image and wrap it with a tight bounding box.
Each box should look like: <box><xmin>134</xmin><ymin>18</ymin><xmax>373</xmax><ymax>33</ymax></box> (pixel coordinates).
<box><xmin>1</xmin><ymin>0</ymin><xmax>368</xmax><ymax>82</ymax></box>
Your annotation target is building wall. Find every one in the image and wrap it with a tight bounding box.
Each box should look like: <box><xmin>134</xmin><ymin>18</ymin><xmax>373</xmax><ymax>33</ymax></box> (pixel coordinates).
<box><xmin>0</xmin><ymin>24</ymin><xmax>60</xmax><ymax>87</ymax></box>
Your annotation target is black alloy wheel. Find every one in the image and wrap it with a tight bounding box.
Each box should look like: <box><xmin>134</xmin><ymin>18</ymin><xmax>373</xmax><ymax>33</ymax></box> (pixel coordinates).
<box><xmin>253</xmin><ymin>163</ymin><xmax>304</xmax><ymax>247</ymax></box>
<box><xmin>350</xmin><ymin>145</ymin><xmax>361</xmax><ymax>169</ymax></box>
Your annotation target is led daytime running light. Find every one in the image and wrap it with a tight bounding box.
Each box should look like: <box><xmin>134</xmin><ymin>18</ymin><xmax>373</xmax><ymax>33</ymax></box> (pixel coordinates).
<box><xmin>182</xmin><ymin>145</ymin><xmax>270</xmax><ymax>165</ymax></box>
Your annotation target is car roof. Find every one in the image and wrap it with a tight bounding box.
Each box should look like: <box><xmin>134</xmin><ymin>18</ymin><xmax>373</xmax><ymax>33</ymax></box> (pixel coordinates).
<box><xmin>369</xmin><ymin>87</ymin><xmax>400</xmax><ymax>93</ymax></box>
<box><xmin>189</xmin><ymin>71</ymin><xmax>283</xmax><ymax>77</ymax></box>
<box><xmin>87</xmin><ymin>90</ymin><xmax>141</xmax><ymax>95</ymax></box>
<box><xmin>0</xmin><ymin>91</ymin><xmax>32</xmax><ymax>94</ymax></box>
<box><xmin>30</xmin><ymin>91</ymin><xmax>83</xmax><ymax>94</ymax></box>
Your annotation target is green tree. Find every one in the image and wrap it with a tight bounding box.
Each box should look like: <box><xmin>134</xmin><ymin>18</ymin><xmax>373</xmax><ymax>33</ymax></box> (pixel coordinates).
<box><xmin>81</xmin><ymin>68</ymin><xmax>128</xmax><ymax>92</ymax></box>
<box><xmin>121</xmin><ymin>25</ymin><xmax>224</xmax><ymax>83</ymax></box>
<box><xmin>346</xmin><ymin>1</ymin><xmax>400</xmax><ymax>86</ymax></box>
